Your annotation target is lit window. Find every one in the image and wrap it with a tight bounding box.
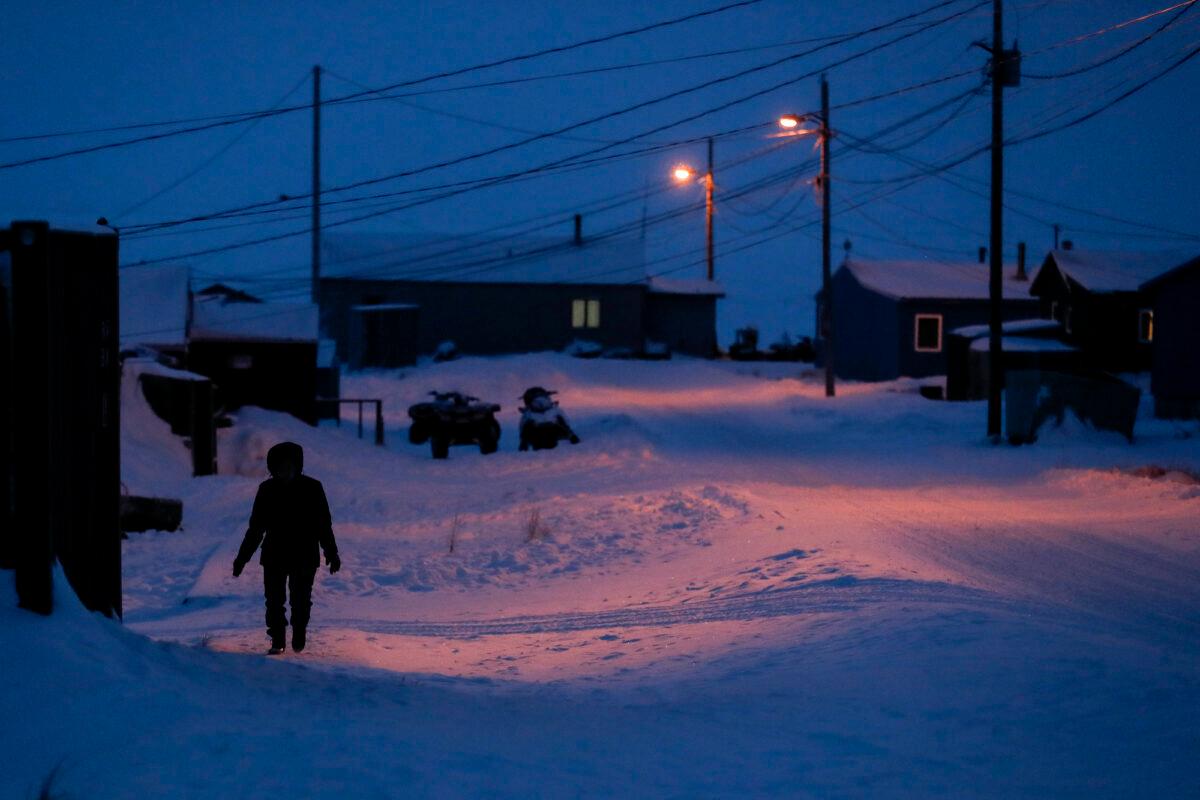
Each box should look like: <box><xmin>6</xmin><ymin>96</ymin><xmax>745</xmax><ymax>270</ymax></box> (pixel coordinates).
<box><xmin>572</xmin><ymin>299</ymin><xmax>600</xmax><ymax>329</ymax></box>
<box><xmin>914</xmin><ymin>314</ymin><xmax>942</xmax><ymax>352</ymax></box>
<box><xmin>1138</xmin><ymin>309</ymin><xmax>1154</xmax><ymax>343</ymax></box>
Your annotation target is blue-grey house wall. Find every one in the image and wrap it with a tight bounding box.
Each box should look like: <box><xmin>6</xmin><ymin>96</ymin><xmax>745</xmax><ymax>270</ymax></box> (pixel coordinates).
<box><xmin>320</xmin><ymin>279</ymin><xmax>646</xmax><ymax>360</ymax></box>
<box><xmin>828</xmin><ymin>268</ymin><xmax>900</xmax><ymax>381</ymax></box>
<box><xmin>895</xmin><ymin>298</ymin><xmax>1040</xmax><ymax>378</ymax></box>
<box><xmin>828</xmin><ymin>267</ymin><xmax>1041</xmax><ymax>381</ymax></box>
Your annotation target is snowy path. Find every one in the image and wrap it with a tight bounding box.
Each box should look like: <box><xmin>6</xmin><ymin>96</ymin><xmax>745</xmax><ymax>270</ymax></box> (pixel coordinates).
<box><xmin>7</xmin><ymin>355</ymin><xmax>1200</xmax><ymax>798</ymax></box>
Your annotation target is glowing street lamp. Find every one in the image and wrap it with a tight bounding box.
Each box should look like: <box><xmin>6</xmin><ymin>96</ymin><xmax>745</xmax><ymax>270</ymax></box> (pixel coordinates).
<box><xmin>669</xmin><ymin>139</ymin><xmax>716</xmax><ymax>281</ymax></box>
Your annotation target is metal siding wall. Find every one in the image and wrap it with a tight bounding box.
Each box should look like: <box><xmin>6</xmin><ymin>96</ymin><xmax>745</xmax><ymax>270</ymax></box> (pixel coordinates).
<box><xmin>644</xmin><ymin>294</ymin><xmax>718</xmax><ymax>356</ymax></box>
<box><xmin>831</xmin><ymin>270</ymin><xmax>900</xmax><ymax>381</ymax></box>
<box><xmin>322</xmin><ymin>280</ymin><xmax>645</xmax><ymax>357</ymax></box>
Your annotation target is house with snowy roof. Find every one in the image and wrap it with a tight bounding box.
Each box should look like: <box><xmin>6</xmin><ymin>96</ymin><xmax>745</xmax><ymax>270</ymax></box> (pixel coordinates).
<box><xmin>317</xmin><ymin>227</ymin><xmax>724</xmax><ymax>361</ymax></box>
<box><xmin>1029</xmin><ymin>248</ymin><xmax>1198</xmax><ymax>373</ymax></box>
<box><xmin>119</xmin><ymin>267</ymin><xmax>324</xmax><ymax>424</ymax></box>
<box><xmin>818</xmin><ymin>256</ymin><xmax>1040</xmax><ymax>381</ymax></box>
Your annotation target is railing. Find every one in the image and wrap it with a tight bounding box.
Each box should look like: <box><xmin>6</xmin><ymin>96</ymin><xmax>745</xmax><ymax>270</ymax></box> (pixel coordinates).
<box><xmin>316</xmin><ymin>398</ymin><xmax>385</xmax><ymax>446</ymax></box>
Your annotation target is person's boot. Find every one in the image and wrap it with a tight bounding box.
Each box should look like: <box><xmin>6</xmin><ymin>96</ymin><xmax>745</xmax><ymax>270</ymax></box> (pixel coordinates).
<box><xmin>292</xmin><ymin>628</ymin><xmax>306</xmax><ymax>653</ymax></box>
<box><xmin>268</xmin><ymin>635</ymin><xmax>286</xmax><ymax>655</ymax></box>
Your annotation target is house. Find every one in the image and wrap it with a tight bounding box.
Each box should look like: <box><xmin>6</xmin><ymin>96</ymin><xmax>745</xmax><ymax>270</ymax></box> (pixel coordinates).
<box><xmin>818</xmin><ymin>256</ymin><xmax>1041</xmax><ymax>381</ymax></box>
<box><xmin>317</xmin><ymin>230</ymin><xmax>724</xmax><ymax>361</ymax></box>
<box><xmin>120</xmin><ymin>271</ymin><xmax>326</xmax><ymax>426</ymax></box>
<box><xmin>188</xmin><ymin>287</ymin><xmax>321</xmax><ymax>424</ymax></box>
<box><xmin>1028</xmin><ymin>248</ymin><xmax>1196</xmax><ymax>372</ymax></box>
<box><xmin>1139</xmin><ymin>255</ymin><xmax>1200</xmax><ymax>419</ymax></box>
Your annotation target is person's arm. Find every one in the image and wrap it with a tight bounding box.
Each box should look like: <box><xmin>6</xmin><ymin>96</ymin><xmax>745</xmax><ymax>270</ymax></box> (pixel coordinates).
<box><xmin>232</xmin><ymin>484</ymin><xmax>269</xmax><ymax>576</ymax></box>
<box><xmin>315</xmin><ymin>481</ymin><xmax>341</xmax><ymax>573</ymax></box>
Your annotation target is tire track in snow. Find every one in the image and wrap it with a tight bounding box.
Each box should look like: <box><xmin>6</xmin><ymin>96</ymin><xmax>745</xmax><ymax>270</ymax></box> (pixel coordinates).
<box><xmin>322</xmin><ymin>577</ymin><xmax>1010</xmax><ymax>638</ymax></box>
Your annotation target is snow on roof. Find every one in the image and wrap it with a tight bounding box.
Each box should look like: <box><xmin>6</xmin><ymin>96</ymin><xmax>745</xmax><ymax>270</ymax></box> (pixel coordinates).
<box><xmin>950</xmin><ymin>318</ymin><xmax>1060</xmax><ymax>339</ymax></box>
<box><xmin>1044</xmin><ymin>249</ymin><xmax>1196</xmax><ymax>293</ymax></box>
<box><xmin>321</xmin><ymin>232</ymin><xmax>647</xmax><ymax>286</ymax></box>
<box><xmin>840</xmin><ymin>257</ymin><xmax>1034</xmax><ymax>301</ymax></box>
<box><xmin>351</xmin><ymin>303</ymin><xmax>419</xmax><ymax>312</ymax></box>
<box><xmin>125</xmin><ymin>357</ymin><xmax>209</xmax><ymax>382</ymax></box>
<box><xmin>646</xmin><ymin>277</ymin><xmax>725</xmax><ymax>296</ymax></box>
<box><xmin>970</xmin><ymin>336</ymin><xmax>1078</xmax><ymax>353</ymax></box>
<box><xmin>119</xmin><ymin>264</ymin><xmax>190</xmax><ymax>346</ymax></box>
<box><xmin>190</xmin><ymin>294</ymin><xmax>318</xmax><ymax>342</ymax></box>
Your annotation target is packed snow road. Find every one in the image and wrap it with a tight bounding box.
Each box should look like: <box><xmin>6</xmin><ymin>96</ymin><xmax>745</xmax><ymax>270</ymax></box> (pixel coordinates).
<box><xmin>5</xmin><ymin>354</ymin><xmax>1199</xmax><ymax>797</ymax></box>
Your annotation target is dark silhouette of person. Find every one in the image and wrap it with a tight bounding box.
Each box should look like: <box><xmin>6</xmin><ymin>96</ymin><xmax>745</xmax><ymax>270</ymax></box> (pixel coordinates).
<box><xmin>233</xmin><ymin>442</ymin><xmax>340</xmax><ymax>654</ymax></box>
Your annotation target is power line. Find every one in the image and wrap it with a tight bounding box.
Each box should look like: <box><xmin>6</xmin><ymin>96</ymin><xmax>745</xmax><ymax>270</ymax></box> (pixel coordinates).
<box><xmin>118</xmin><ymin>0</ymin><xmax>984</xmax><ymax>243</ymax></box>
<box><xmin>0</xmin><ymin>0</ymin><xmax>768</xmax><ymax>165</ymax></box>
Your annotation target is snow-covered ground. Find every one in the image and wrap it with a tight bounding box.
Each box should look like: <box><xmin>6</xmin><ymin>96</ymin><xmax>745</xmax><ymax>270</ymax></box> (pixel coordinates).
<box><xmin>4</xmin><ymin>354</ymin><xmax>1200</xmax><ymax>798</ymax></box>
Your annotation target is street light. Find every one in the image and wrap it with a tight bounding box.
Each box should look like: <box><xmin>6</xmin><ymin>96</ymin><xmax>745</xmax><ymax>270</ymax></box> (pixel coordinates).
<box><xmin>669</xmin><ymin>137</ymin><xmax>715</xmax><ymax>282</ymax></box>
<box><xmin>780</xmin><ymin>75</ymin><xmax>834</xmax><ymax>398</ymax></box>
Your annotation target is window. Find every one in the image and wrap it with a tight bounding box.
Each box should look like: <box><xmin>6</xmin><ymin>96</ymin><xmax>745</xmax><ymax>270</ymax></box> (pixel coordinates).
<box><xmin>572</xmin><ymin>298</ymin><xmax>600</xmax><ymax>329</ymax></box>
<box><xmin>228</xmin><ymin>353</ymin><xmax>254</xmax><ymax>370</ymax></box>
<box><xmin>914</xmin><ymin>314</ymin><xmax>942</xmax><ymax>352</ymax></box>
<box><xmin>1048</xmin><ymin>300</ymin><xmax>1059</xmax><ymax>322</ymax></box>
<box><xmin>1064</xmin><ymin>305</ymin><xmax>1073</xmax><ymax>335</ymax></box>
<box><xmin>1138</xmin><ymin>309</ymin><xmax>1154</xmax><ymax>343</ymax></box>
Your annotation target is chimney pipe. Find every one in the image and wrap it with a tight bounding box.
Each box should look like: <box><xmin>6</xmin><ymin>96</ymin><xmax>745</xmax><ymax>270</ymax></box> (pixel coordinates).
<box><xmin>1016</xmin><ymin>241</ymin><xmax>1027</xmax><ymax>281</ymax></box>
<box><xmin>978</xmin><ymin>246</ymin><xmax>987</xmax><ymax>264</ymax></box>
<box><xmin>573</xmin><ymin>214</ymin><xmax>582</xmax><ymax>246</ymax></box>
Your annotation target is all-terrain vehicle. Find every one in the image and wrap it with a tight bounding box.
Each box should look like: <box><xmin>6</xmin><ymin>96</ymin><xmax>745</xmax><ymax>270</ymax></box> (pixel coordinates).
<box><xmin>518</xmin><ymin>387</ymin><xmax>581</xmax><ymax>451</ymax></box>
<box><xmin>407</xmin><ymin>391</ymin><xmax>501</xmax><ymax>459</ymax></box>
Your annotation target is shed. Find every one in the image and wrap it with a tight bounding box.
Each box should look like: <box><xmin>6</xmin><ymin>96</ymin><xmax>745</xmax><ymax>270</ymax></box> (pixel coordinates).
<box><xmin>319</xmin><ymin>230</ymin><xmax>723</xmax><ymax>360</ymax></box>
<box><xmin>187</xmin><ymin>291</ymin><xmax>320</xmax><ymax>424</ymax></box>
<box><xmin>1139</xmin><ymin>255</ymin><xmax>1200</xmax><ymax>418</ymax></box>
<box><xmin>820</xmin><ymin>257</ymin><xmax>1040</xmax><ymax>381</ymax></box>
<box><xmin>945</xmin><ymin>319</ymin><xmax>1067</xmax><ymax>400</ymax></box>
<box><xmin>1029</xmin><ymin>249</ymin><xmax>1196</xmax><ymax>372</ymax></box>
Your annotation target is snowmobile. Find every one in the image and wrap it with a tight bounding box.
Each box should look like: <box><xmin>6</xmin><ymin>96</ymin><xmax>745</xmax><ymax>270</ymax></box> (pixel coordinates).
<box><xmin>407</xmin><ymin>391</ymin><xmax>501</xmax><ymax>459</ymax></box>
<box><xmin>518</xmin><ymin>387</ymin><xmax>581</xmax><ymax>451</ymax></box>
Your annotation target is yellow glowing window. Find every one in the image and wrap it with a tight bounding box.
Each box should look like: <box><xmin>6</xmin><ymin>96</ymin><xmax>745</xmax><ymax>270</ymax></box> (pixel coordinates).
<box><xmin>572</xmin><ymin>299</ymin><xmax>600</xmax><ymax>329</ymax></box>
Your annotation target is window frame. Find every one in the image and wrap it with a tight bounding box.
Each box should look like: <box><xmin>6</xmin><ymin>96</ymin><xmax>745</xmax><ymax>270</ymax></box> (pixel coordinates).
<box><xmin>1137</xmin><ymin>308</ymin><xmax>1154</xmax><ymax>344</ymax></box>
<box><xmin>913</xmin><ymin>313</ymin><xmax>943</xmax><ymax>353</ymax></box>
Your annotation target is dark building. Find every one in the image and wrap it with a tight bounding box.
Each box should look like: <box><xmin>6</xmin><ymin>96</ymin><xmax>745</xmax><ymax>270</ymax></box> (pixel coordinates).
<box><xmin>1029</xmin><ymin>249</ymin><xmax>1195</xmax><ymax>373</ymax></box>
<box><xmin>1</xmin><ymin>221</ymin><xmax>121</xmax><ymax>617</ymax></box>
<box><xmin>819</xmin><ymin>257</ymin><xmax>1041</xmax><ymax>381</ymax></box>
<box><xmin>188</xmin><ymin>290</ymin><xmax>320</xmax><ymax>424</ymax></box>
<box><xmin>318</xmin><ymin>232</ymin><xmax>723</xmax><ymax>361</ymax></box>
<box><xmin>1140</xmin><ymin>256</ymin><xmax>1200</xmax><ymax>419</ymax></box>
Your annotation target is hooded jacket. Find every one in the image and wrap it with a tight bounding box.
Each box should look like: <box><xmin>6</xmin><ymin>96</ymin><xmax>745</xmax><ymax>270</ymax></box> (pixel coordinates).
<box><xmin>235</xmin><ymin>442</ymin><xmax>339</xmax><ymax>571</ymax></box>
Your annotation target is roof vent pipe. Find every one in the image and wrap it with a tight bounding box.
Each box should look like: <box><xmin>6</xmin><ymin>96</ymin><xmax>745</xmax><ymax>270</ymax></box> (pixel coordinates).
<box><xmin>574</xmin><ymin>214</ymin><xmax>582</xmax><ymax>246</ymax></box>
<box><xmin>1062</xmin><ymin>239</ymin><xmax>1073</xmax><ymax>251</ymax></box>
<box><xmin>1016</xmin><ymin>241</ymin><xmax>1027</xmax><ymax>281</ymax></box>
<box><xmin>978</xmin><ymin>246</ymin><xmax>987</xmax><ymax>264</ymax></box>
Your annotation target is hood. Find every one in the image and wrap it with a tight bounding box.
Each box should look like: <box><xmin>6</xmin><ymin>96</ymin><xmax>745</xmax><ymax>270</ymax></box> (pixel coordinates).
<box><xmin>266</xmin><ymin>441</ymin><xmax>304</xmax><ymax>476</ymax></box>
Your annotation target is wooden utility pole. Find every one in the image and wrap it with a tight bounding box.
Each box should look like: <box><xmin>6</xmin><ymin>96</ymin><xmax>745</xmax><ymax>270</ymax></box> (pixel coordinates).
<box><xmin>986</xmin><ymin>2</ymin><xmax>1004</xmax><ymax>438</ymax></box>
<box><xmin>311</xmin><ymin>64</ymin><xmax>322</xmax><ymax>306</ymax></box>
<box><xmin>705</xmin><ymin>136</ymin><xmax>715</xmax><ymax>281</ymax></box>
<box><xmin>820</xmin><ymin>75</ymin><xmax>835</xmax><ymax>398</ymax></box>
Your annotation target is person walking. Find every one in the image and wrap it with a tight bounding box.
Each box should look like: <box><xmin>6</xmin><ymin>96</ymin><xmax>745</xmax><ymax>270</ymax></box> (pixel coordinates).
<box><xmin>233</xmin><ymin>441</ymin><xmax>341</xmax><ymax>655</ymax></box>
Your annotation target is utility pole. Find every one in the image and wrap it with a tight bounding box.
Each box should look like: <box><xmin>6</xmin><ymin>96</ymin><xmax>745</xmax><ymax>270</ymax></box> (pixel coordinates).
<box><xmin>311</xmin><ymin>64</ymin><xmax>322</xmax><ymax>306</ymax></box>
<box><xmin>986</xmin><ymin>2</ymin><xmax>1005</xmax><ymax>439</ymax></box>
<box><xmin>820</xmin><ymin>75</ymin><xmax>834</xmax><ymax>398</ymax></box>
<box><xmin>705</xmin><ymin>136</ymin><xmax>715</xmax><ymax>282</ymax></box>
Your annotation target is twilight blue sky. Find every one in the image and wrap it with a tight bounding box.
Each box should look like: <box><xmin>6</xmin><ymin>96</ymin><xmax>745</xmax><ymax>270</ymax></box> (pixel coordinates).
<box><xmin>3</xmin><ymin>0</ymin><xmax>1198</xmax><ymax>342</ymax></box>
